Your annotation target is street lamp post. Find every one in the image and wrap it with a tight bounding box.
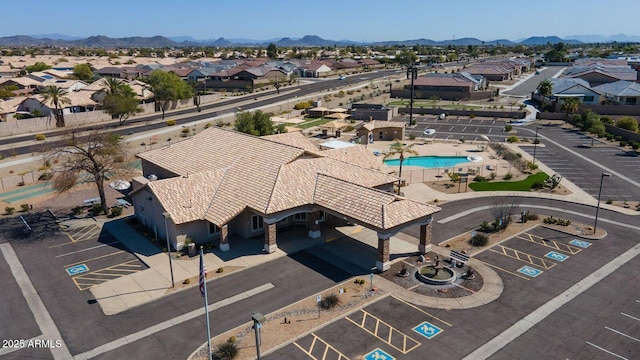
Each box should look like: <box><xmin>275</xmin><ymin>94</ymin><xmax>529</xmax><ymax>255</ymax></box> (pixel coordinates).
<box><xmin>407</xmin><ymin>65</ymin><xmax>417</xmax><ymax>126</ymax></box>
<box><xmin>593</xmin><ymin>173</ymin><xmax>611</xmax><ymax>234</ymax></box>
<box><xmin>533</xmin><ymin>126</ymin><xmax>541</xmax><ymax>166</ymax></box>
<box><xmin>162</xmin><ymin>212</ymin><xmax>175</xmax><ymax>287</ymax></box>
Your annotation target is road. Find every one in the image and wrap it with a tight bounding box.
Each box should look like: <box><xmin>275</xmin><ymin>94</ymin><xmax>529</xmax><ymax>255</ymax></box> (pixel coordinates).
<box><xmin>0</xmin><ymin>69</ymin><xmax>404</xmax><ymax>157</ymax></box>
<box><xmin>502</xmin><ymin>66</ymin><xmax>565</xmax><ymax>97</ymax></box>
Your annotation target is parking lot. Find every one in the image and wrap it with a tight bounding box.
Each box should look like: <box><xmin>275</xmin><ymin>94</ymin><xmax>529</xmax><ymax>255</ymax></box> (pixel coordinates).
<box><xmin>265</xmin><ymin>223</ymin><xmax>640</xmax><ymax>359</ymax></box>
<box><xmin>521</xmin><ymin>126</ymin><xmax>640</xmax><ymax>201</ymax></box>
<box><xmin>402</xmin><ymin>115</ymin><xmax>510</xmax><ymax>143</ymax></box>
<box><xmin>47</xmin><ymin>220</ymin><xmax>147</xmax><ymax>291</ymax></box>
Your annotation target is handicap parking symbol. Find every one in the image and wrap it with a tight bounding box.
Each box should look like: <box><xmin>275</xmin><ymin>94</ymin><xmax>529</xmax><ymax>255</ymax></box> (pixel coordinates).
<box><xmin>569</xmin><ymin>239</ymin><xmax>591</xmax><ymax>248</ymax></box>
<box><xmin>364</xmin><ymin>348</ymin><xmax>395</xmax><ymax>360</ymax></box>
<box><xmin>545</xmin><ymin>251</ymin><xmax>569</xmax><ymax>262</ymax></box>
<box><xmin>413</xmin><ymin>321</ymin><xmax>443</xmax><ymax>339</ymax></box>
<box><xmin>66</xmin><ymin>264</ymin><xmax>88</xmax><ymax>276</ymax></box>
<box><xmin>518</xmin><ymin>266</ymin><xmax>543</xmax><ymax>277</ymax></box>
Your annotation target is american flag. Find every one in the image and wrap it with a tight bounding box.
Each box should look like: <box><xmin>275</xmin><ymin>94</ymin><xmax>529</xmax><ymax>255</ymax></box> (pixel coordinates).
<box><xmin>199</xmin><ymin>251</ymin><xmax>207</xmax><ymax>297</ymax></box>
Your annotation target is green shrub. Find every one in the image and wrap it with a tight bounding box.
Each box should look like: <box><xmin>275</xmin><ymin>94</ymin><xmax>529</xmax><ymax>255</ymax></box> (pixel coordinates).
<box><xmin>473</xmin><ymin>175</ymin><xmax>488</xmax><ymax>182</ymax></box>
<box><xmin>489</xmin><ymin>172</ymin><xmax>497</xmax><ymax>180</ymax></box>
<box><xmin>506</xmin><ymin>136</ymin><xmax>519</xmax><ymax>143</ymax></box>
<box><xmin>480</xmin><ymin>220</ymin><xmax>492</xmax><ymax>232</ymax></box>
<box><xmin>620</xmin><ymin>140</ymin><xmax>628</xmax><ymax>147</ymax></box>
<box><xmin>319</xmin><ymin>293</ymin><xmax>341</xmax><ymax>310</ymax></box>
<box><xmin>533</xmin><ymin>138</ymin><xmax>540</xmax><ymax>144</ymax></box>
<box><xmin>503</xmin><ymin>173</ymin><xmax>513</xmax><ymax>180</ymax></box>
<box><xmin>409</xmin><ymin>134</ymin><xmax>416</xmax><ymax>140</ymax></box>
<box><xmin>543</xmin><ymin>216</ymin><xmax>571</xmax><ymax>226</ymax></box>
<box><xmin>35</xmin><ymin>134</ymin><xmax>46</xmax><ymax>141</ymax></box>
<box><xmin>606</xmin><ymin>199</ymin><xmax>613</xmax><ymax>204</ymax></box>
<box><xmin>90</xmin><ymin>203</ymin><xmax>104</xmax><ymax>215</ymax></box>
<box><xmin>72</xmin><ymin>206</ymin><xmax>84</xmax><ymax>215</ymax></box>
<box><xmin>38</xmin><ymin>172</ymin><xmax>53</xmax><ymax>181</ymax></box>
<box><xmin>204</xmin><ymin>122</ymin><xmax>211</xmax><ymax>129</ymax></box>
<box><xmin>343</xmin><ymin>125</ymin><xmax>355</xmax><ymax>132</ymax></box>
<box><xmin>632</xmin><ymin>142</ymin><xmax>640</xmax><ymax>150</ymax></box>
<box><xmin>110</xmin><ymin>206</ymin><xmax>123</xmax><ymax>217</ymax></box>
<box><xmin>5</xmin><ymin>207</ymin><xmax>15</xmax><ymax>215</ymax></box>
<box><xmin>531</xmin><ymin>181</ymin><xmax>545</xmax><ymax>190</ymax></box>
<box><xmin>20</xmin><ymin>204</ymin><xmax>30</xmax><ymax>212</ymax></box>
<box><xmin>504</xmin><ymin>124</ymin><xmax>513</xmax><ymax>132</ymax></box>
<box><xmin>166</xmin><ymin>119</ymin><xmax>177</xmax><ymax>126</ymax></box>
<box><xmin>526</xmin><ymin>213</ymin><xmax>539</xmax><ymax>221</ymax></box>
<box><xmin>216</xmin><ymin>267</ymin><xmax>224</xmax><ymax>273</ymax></box>
<box><xmin>214</xmin><ymin>339</ymin><xmax>239</xmax><ymax>360</ymax></box>
<box><xmin>470</xmin><ymin>234</ymin><xmax>489</xmax><ymax>247</ymax></box>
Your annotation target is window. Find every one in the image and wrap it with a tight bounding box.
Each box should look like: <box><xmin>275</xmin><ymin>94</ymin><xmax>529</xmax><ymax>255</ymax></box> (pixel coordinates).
<box><xmin>251</xmin><ymin>215</ymin><xmax>263</xmax><ymax>231</ymax></box>
<box><xmin>625</xmin><ymin>98</ymin><xmax>637</xmax><ymax>105</ymax></box>
<box><xmin>294</xmin><ymin>213</ymin><xmax>307</xmax><ymax>221</ymax></box>
<box><xmin>208</xmin><ymin>222</ymin><xmax>219</xmax><ymax>235</ymax></box>
<box><xmin>583</xmin><ymin>96</ymin><xmax>594</xmax><ymax>102</ymax></box>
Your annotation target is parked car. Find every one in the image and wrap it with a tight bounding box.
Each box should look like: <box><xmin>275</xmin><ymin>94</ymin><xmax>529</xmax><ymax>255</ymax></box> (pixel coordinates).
<box><xmin>338</xmin><ymin>76</ymin><xmax>345</xmax><ymax>80</ymax></box>
<box><xmin>423</xmin><ymin>129</ymin><xmax>436</xmax><ymax>135</ymax></box>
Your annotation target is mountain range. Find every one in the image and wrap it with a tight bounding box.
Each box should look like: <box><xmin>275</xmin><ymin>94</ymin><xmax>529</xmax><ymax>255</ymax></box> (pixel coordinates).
<box><xmin>0</xmin><ymin>34</ymin><xmax>638</xmax><ymax>48</ymax></box>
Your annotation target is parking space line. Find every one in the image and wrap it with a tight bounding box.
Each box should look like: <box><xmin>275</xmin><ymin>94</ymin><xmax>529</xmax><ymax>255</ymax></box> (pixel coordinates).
<box><xmin>474</xmin><ymin>259</ymin><xmax>530</xmax><ymax>280</ymax></box>
<box><xmin>293</xmin><ymin>333</ymin><xmax>350</xmax><ymax>360</ymax></box>
<box><xmin>516</xmin><ymin>233</ymin><xmax>582</xmax><ymax>254</ymax></box>
<box><xmin>71</xmin><ymin>260</ymin><xmax>146</xmax><ymax>291</ymax></box>
<box><xmin>391</xmin><ymin>296</ymin><xmax>452</xmax><ymax>326</ymax></box>
<box><xmin>586</xmin><ymin>341</ymin><xmax>628</xmax><ymax>359</ymax></box>
<box><xmin>73</xmin><ymin>226</ymin><xmax>101</xmax><ymax>242</ymax></box>
<box><xmin>489</xmin><ymin>245</ymin><xmax>556</xmax><ymax>270</ymax></box>
<box><xmin>345</xmin><ymin>310</ymin><xmax>420</xmax><ymax>354</ymax></box>
<box><xmin>55</xmin><ymin>241</ymin><xmax>119</xmax><ymax>258</ymax></box>
<box><xmin>621</xmin><ymin>312</ymin><xmax>640</xmax><ymax>322</ymax></box>
<box><xmin>605</xmin><ymin>326</ymin><xmax>640</xmax><ymax>343</ymax></box>
<box><xmin>65</xmin><ymin>251</ymin><xmax>125</xmax><ymax>267</ymax></box>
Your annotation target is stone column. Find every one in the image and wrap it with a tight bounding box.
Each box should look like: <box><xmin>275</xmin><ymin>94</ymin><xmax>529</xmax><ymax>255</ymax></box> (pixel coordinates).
<box><xmin>419</xmin><ymin>217</ymin><xmax>433</xmax><ymax>254</ymax></box>
<box><xmin>264</xmin><ymin>221</ymin><xmax>277</xmax><ymax>253</ymax></box>
<box><xmin>219</xmin><ymin>224</ymin><xmax>230</xmax><ymax>252</ymax></box>
<box><xmin>307</xmin><ymin>211</ymin><xmax>321</xmax><ymax>239</ymax></box>
<box><xmin>376</xmin><ymin>233</ymin><xmax>391</xmax><ymax>272</ymax></box>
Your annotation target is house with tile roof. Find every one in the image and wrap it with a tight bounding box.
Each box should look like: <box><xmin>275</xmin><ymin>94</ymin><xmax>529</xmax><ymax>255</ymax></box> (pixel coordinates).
<box><xmin>547</xmin><ymin>78</ymin><xmax>601</xmax><ymax>104</ymax></box>
<box><xmin>562</xmin><ymin>63</ymin><xmax>638</xmax><ymax>87</ymax></box>
<box><xmin>409</xmin><ymin>72</ymin><xmax>487</xmax><ymax>101</ymax></box>
<box><xmin>130</xmin><ymin>127</ymin><xmax>439</xmax><ymax>271</ymax></box>
<box><xmin>593</xmin><ymin>80</ymin><xmax>640</xmax><ymax>105</ymax></box>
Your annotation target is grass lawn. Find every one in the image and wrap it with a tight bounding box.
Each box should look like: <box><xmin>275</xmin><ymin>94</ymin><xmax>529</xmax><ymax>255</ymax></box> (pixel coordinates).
<box><xmin>469</xmin><ymin>172</ymin><xmax>549</xmax><ymax>192</ymax></box>
<box><xmin>296</xmin><ymin>117</ymin><xmax>333</xmax><ymax>129</ymax></box>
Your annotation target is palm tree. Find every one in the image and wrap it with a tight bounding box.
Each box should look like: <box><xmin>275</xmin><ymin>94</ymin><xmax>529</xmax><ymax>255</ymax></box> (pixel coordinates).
<box><xmin>537</xmin><ymin>80</ymin><xmax>553</xmax><ymax>98</ymax></box>
<box><xmin>561</xmin><ymin>97</ymin><xmax>580</xmax><ymax>122</ymax></box>
<box><xmin>383</xmin><ymin>140</ymin><xmax>418</xmax><ymax>194</ymax></box>
<box><xmin>102</xmin><ymin>77</ymin><xmax>128</xmax><ymax>96</ymax></box>
<box><xmin>40</xmin><ymin>85</ymin><xmax>71</xmax><ymax>127</ymax></box>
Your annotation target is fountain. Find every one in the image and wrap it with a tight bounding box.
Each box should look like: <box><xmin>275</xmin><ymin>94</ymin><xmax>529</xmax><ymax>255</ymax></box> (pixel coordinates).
<box><xmin>416</xmin><ymin>259</ymin><xmax>456</xmax><ymax>285</ymax></box>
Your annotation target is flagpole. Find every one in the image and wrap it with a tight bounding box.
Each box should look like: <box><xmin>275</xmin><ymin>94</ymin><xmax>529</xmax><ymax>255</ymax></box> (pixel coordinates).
<box><xmin>200</xmin><ymin>247</ymin><xmax>212</xmax><ymax>360</ymax></box>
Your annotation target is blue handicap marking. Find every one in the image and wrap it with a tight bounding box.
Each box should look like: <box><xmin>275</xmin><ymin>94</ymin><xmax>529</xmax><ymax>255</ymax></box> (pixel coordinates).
<box><xmin>364</xmin><ymin>348</ymin><xmax>395</xmax><ymax>360</ymax></box>
<box><xmin>569</xmin><ymin>239</ymin><xmax>591</xmax><ymax>248</ymax></box>
<box><xmin>66</xmin><ymin>264</ymin><xmax>88</xmax><ymax>276</ymax></box>
<box><xmin>545</xmin><ymin>251</ymin><xmax>569</xmax><ymax>261</ymax></box>
<box><xmin>518</xmin><ymin>265</ymin><xmax>543</xmax><ymax>277</ymax></box>
<box><xmin>413</xmin><ymin>321</ymin><xmax>443</xmax><ymax>339</ymax></box>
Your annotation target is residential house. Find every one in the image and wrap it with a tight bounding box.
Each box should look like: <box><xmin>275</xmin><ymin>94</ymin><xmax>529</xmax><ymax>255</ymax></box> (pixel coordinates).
<box><xmin>464</xmin><ymin>63</ymin><xmax>514</xmax><ymax>81</ymax></box>
<box><xmin>547</xmin><ymin>78</ymin><xmax>601</xmax><ymax>105</ymax></box>
<box><xmin>0</xmin><ymin>77</ymin><xmax>41</xmax><ymax>96</ymax></box>
<box><xmin>593</xmin><ymin>81</ymin><xmax>640</xmax><ymax>105</ymax></box>
<box><xmin>294</xmin><ymin>60</ymin><xmax>332</xmax><ymax>78</ymax></box>
<box><xmin>18</xmin><ymin>92</ymin><xmax>98</xmax><ymax>115</ymax></box>
<box><xmin>562</xmin><ymin>63</ymin><xmax>638</xmax><ymax>87</ymax></box>
<box><xmin>351</xmin><ymin>104</ymin><xmax>398</xmax><ymax>121</ymax></box>
<box><xmin>409</xmin><ymin>72</ymin><xmax>487</xmax><ymax>101</ymax></box>
<box><xmin>0</xmin><ymin>65</ymin><xmax>20</xmax><ymax>78</ymax></box>
<box><xmin>95</xmin><ymin>66</ymin><xmax>142</xmax><ymax>80</ymax></box>
<box><xmin>130</xmin><ymin>127</ymin><xmax>439</xmax><ymax>271</ymax></box>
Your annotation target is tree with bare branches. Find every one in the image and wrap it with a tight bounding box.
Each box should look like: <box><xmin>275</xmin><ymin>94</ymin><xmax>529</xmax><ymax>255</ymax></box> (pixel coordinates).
<box><xmin>490</xmin><ymin>196</ymin><xmax>521</xmax><ymax>231</ymax></box>
<box><xmin>52</xmin><ymin>128</ymin><xmax>133</xmax><ymax>214</ymax></box>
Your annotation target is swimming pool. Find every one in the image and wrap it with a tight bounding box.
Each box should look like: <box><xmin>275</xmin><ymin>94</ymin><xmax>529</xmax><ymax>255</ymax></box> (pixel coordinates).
<box><xmin>384</xmin><ymin>155</ymin><xmax>473</xmax><ymax>169</ymax></box>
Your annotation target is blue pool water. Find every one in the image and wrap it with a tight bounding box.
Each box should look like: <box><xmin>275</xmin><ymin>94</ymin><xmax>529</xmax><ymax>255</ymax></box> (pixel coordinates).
<box><xmin>384</xmin><ymin>156</ymin><xmax>471</xmax><ymax>169</ymax></box>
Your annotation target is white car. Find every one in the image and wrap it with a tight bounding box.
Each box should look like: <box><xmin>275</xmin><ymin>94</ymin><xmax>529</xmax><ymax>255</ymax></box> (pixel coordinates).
<box><xmin>423</xmin><ymin>129</ymin><xmax>436</xmax><ymax>135</ymax></box>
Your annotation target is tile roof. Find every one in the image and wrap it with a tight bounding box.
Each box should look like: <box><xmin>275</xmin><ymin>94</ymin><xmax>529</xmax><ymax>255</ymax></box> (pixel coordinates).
<box><xmin>312</xmin><ymin>174</ymin><xmax>440</xmax><ymax>231</ymax></box>
<box><xmin>361</xmin><ymin>120</ymin><xmax>406</xmax><ymax>131</ymax></box>
<box><xmin>549</xmin><ymin>78</ymin><xmax>592</xmax><ymax>94</ymax></box>
<box><xmin>261</xmin><ymin>131</ymin><xmax>319</xmax><ymax>152</ymax></box>
<box><xmin>593</xmin><ymin>80</ymin><xmax>640</xmax><ymax>97</ymax></box>
<box><xmin>140</xmin><ymin>127</ymin><xmax>438</xmax><ymax>229</ymax></box>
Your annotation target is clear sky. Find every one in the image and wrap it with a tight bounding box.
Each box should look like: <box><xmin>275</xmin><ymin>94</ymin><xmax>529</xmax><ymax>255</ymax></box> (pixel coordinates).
<box><xmin>2</xmin><ymin>0</ymin><xmax>638</xmax><ymax>42</ymax></box>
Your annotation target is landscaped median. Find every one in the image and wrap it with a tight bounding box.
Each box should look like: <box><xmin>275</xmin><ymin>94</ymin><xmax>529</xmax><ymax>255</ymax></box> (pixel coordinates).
<box><xmin>189</xmin><ymin>278</ymin><xmax>386</xmax><ymax>360</ymax></box>
<box><xmin>469</xmin><ymin>172</ymin><xmax>549</xmax><ymax>192</ymax></box>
